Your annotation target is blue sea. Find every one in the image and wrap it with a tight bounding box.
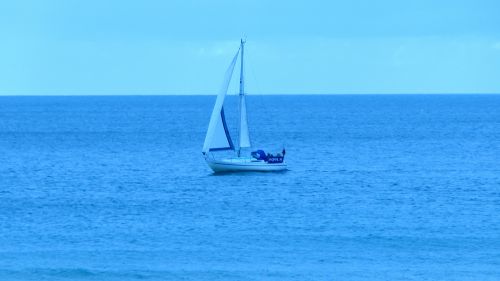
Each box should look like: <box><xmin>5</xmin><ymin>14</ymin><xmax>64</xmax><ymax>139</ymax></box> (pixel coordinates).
<box><xmin>0</xmin><ymin>95</ymin><xmax>499</xmax><ymax>281</ymax></box>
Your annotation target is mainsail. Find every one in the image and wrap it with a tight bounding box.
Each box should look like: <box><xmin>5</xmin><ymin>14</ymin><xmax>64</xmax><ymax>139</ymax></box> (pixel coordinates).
<box><xmin>238</xmin><ymin>40</ymin><xmax>251</xmax><ymax>153</ymax></box>
<box><xmin>202</xmin><ymin>48</ymin><xmax>240</xmax><ymax>153</ymax></box>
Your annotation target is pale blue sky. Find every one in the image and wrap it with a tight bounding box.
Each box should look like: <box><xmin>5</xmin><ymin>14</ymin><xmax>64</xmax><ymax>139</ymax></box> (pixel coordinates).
<box><xmin>1</xmin><ymin>0</ymin><xmax>499</xmax><ymax>95</ymax></box>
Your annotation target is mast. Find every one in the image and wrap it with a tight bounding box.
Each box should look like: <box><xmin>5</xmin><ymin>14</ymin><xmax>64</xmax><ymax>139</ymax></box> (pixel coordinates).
<box><xmin>239</xmin><ymin>39</ymin><xmax>245</xmax><ymax>97</ymax></box>
<box><xmin>238</xmin><ymin>39</ymin><xmax>251</xmax><ymax>156</ymax></box>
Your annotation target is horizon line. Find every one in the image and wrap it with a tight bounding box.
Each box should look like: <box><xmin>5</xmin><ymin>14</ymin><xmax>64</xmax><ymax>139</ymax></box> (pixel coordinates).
<box><xmin>0</xmin><ymin>92</ymin><xmax>499</xmax><ymax>97</ymax></box>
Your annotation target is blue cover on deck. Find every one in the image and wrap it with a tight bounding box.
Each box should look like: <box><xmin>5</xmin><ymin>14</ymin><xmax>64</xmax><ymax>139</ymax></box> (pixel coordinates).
<box><xmin>251</xmin><ymin>150</ymin><xmax>267</xmax><ymax>160</ymax></box>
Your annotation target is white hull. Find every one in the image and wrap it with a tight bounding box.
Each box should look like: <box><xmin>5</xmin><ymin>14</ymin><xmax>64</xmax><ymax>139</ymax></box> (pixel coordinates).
<box><xmin>206</xmin><ymin>157</ymin><xmax>287</xmax><ymax>173</ymax></box>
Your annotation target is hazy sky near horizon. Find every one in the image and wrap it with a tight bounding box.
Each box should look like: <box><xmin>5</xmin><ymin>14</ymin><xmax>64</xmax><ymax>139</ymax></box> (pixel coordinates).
<box><xmin>1</xmin><ymin>0</ymin><xmax>500</xmax><ymax>95</ymax></box>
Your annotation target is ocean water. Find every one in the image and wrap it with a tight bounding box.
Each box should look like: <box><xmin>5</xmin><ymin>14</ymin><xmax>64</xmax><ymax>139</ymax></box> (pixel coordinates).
<box><xmin>0</xmin><ymin>94</ymin><xmax>499</xmax><ymax>281</ymax></box>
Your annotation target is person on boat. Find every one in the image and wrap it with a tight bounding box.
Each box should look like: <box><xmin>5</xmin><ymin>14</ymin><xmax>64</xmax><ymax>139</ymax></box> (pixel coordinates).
<box><xmin>282</xmin><ymin>148</ymin><xmax>286</xmax><ymax>156</ymax></box>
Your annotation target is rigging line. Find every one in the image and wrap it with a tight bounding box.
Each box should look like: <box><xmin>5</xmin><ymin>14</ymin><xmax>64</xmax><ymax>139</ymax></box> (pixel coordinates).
<box><xmin>246</xmin><ymin>46</ymin><xmax>266</xmax><ymax>115</ymax></box>
<box><xmin>247</xmin><ymin>46</ymin><xmax>277</xmax><ymax>149</ymax></box>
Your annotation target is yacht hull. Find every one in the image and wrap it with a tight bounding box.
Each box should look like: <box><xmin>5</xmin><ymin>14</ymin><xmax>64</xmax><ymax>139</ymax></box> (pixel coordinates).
<box><xmin>206</xmin><ymin>158</ymin><xmax>287</xmax><ymax>173</ymax></box>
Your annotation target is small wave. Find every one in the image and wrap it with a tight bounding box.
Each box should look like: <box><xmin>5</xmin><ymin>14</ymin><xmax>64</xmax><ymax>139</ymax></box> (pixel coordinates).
<box><xmin>0</xmin><ymin>268</ymin><xmax>158</xmax><ymax>280</ymax></box>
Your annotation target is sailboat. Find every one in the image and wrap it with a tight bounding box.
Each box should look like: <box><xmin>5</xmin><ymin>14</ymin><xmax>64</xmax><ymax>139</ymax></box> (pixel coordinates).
<box><xmin>202</xmin><ymin>39</ymin><xmax>287</xmax><ymax>173</ymax></box>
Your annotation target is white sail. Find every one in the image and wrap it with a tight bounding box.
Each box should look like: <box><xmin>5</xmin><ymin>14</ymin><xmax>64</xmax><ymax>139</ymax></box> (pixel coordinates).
<box><xmin>239</xmin><ymin>92</ymin><xmax>251</xmax><ymax>148</ymax></box>
<box><xmin>202</xmin><ymin>48</ymin><xmax>240</xmax><ymax>154</ymax></box>
<box><xmin>238</xmin><ymin>40</ymin><xmax>251</xmax><ymax>151</ymax></box>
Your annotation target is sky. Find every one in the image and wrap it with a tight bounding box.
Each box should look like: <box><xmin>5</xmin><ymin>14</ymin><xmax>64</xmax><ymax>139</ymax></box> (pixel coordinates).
<box><xmin>1</xmin><ymin>0</ymin><xmax>499</xmax><ymax>95</ymax></box>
